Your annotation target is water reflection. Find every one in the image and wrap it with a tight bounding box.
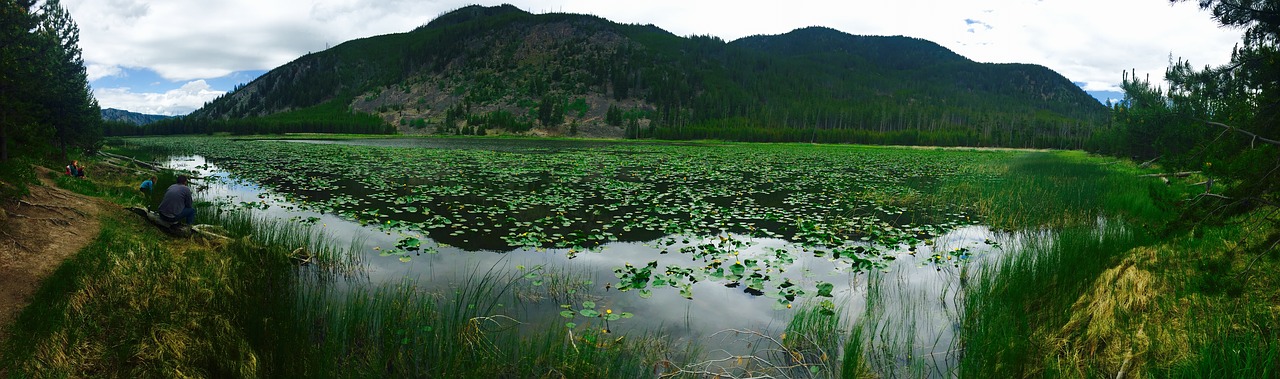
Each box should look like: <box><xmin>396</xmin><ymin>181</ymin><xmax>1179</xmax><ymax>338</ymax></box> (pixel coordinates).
<box><xmin>165</xmin><ymin>145</ymin><xmax>1003</xmax><ymax>376</ymax></box>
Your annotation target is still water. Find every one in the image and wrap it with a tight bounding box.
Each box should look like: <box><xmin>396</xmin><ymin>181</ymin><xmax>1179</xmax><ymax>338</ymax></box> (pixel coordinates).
<box><xmin>163</xmin><ymin>138</ymin><xmax>1005</xmax><ymax>374</ymax></box>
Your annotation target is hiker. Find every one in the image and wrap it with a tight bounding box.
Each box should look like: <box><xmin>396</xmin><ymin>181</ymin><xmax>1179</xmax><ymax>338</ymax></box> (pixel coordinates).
<box><xmin>158</xmin><ymin>175</ymin><xmax>195</xmax><ymax>225</ymax></box>
<box><xmin>139</xmin><ymin>176</ymin><xmax>156</xmax><ymax>194</ymax></box>
<box><xmin>66</xmin><ymin>160</ymin><xmax>85</xmax><ymax>177</ymax></box>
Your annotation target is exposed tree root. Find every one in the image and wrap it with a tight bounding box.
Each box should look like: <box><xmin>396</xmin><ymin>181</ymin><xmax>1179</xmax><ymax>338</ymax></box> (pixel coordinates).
<box><xmin>17</xmin><ymin>200</ymin><xmax>86</xmax><ymax>217</ymax></box>
<box><xmin>0</xmin><ymin>230</ymin><xmax>34</xmax><ymax>252</ymax></box>
<box><xmin>8</xmin><ymin>213</ymin><xmax>72</xmax><ymax>226</ymax></box>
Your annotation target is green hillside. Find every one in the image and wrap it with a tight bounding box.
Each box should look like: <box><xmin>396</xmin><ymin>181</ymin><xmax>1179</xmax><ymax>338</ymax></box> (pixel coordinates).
<box><xmin>168</xmin><ymin>4</ymin><xmax>1107</xmax><ymax>148</ymax></box>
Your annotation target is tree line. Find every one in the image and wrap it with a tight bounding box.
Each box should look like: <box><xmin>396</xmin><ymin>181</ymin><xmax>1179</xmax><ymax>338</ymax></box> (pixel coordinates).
<box><xmin>1098</xmin><ymin>0</ymin><xmax>1280</xmax><ymax>219</ymax></box>
<box><xmin>170</xmin><ymin>6</ymin><xmax>1108</xmax><ymax>149</ymax></box>
<box><xmin>0</xmin><ymin>0</ymin><xmax>100</xmax><ymax>166</ymax></box>
<box><xmin>109</xmin><ymin>100</ymin><xmax>395</xmax><ymax>136</ymax></box>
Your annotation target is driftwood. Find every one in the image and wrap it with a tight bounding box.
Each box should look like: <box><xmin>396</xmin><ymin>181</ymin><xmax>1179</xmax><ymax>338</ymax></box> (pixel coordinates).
<box><xmin>290</xmin><ymin>247</ymin><xmax>314</xmax><ymax>265</ymax></box>
<box><xmin>96</xmin><ymin>159</ymin><xmax>143</xmax><ymax>174</ymax></box>
<box><xmin>191</xmin><ymin>224</ymin><xmax>230</xmax><ymax>241</ymax></box>
<box><xmin>1138</xmin><ymin>171</ymin><xmax>1200</xmax><ymax>178</ymax></box>
<box><xmin>1138</xmin><ymin>155</ymin><xmax>1161</xmax><ymax>168</ymax></box>
<box><xmin>126</xmin><ymin>206</ymin><xmax>234</xmax><ymax>241</ymax></box>
<box><xmin>99</xmin><ymin>151</ymin><xmax>163</xmax><ymax>171</ymax></box>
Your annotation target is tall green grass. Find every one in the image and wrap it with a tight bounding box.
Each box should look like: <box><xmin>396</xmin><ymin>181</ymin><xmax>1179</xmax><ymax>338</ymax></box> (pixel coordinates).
<box><xmin>936</xmin><ymin>151</ymin><xmax>1176</xmax><ymax>230</ymax></box>
<box><xmin>957</xmin><ymin>223</ymin><xmax>1150</xmax><ymax>377</ymax></box>
<box><xmin>949</xmin><ymin>151</ymin><xmax>1207</xmax><ymax>377</ymax></box>
<box><xmin>253</xmin><ymin>264</ymin><xmax>672</xmax><ymax>377</ymax></box>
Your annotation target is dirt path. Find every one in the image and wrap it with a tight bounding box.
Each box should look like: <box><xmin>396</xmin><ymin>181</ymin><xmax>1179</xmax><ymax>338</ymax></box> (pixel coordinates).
<box><xmin>0</xmin><ymin>167</ymin><xmax>104</xmax><ymax>346</ymax></box>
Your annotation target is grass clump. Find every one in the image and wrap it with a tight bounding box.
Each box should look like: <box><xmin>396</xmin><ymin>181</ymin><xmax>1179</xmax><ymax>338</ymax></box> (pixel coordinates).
<box><xmin>0</xmin><ymin>209</ymin><xmax>286</xmax><ymax>377</ymax></box>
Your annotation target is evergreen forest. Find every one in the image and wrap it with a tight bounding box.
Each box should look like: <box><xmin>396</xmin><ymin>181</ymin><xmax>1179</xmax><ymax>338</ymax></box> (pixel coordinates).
<box><xmin>136</xmin><ymin>5</ymin><xmax>1109</xmax><ymax>148</ymax></box>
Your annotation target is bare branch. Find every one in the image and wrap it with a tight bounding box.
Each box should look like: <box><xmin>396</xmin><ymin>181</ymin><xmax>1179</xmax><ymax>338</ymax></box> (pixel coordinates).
<box><xmin>1138</xmin><ymin>155</ymin><xmax>1161</xmax><ymax>168</ymax></box>
<box><xmin>1200</xmin><ymin>119</ymin><xmax>1280</xmax><ymax>147</ymax></box>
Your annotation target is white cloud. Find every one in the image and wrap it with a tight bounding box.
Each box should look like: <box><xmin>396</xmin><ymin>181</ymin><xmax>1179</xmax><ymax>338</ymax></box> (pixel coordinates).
<box><xmin>65</xmin><ymin>0</ymin><xmax>1245</xmax><ymax>111</ymax></box>
<box><xmin>95</xmin><ymin>80</ymin><xmax>225</xmax><ymax>116</ymax></box>
<box><xmin>66</xmin><ymin>0</ymin><xmax>442</xmax><ymax>81</ymax></box>
<box><xmin>1079</xmin><ymin>81</ymin><xmax>1123</xmax><ymax>92</ymax></box>
<box><xmin>86</xmin><ymin>64</ymin><xmax>123</xmax><ymax>81</ymax></box>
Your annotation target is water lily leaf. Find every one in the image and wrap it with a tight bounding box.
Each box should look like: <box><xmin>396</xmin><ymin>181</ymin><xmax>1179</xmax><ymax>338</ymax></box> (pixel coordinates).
<box><xmin>817</xmin><ymin>282</ymin><xmax>834</xmax><ymax>297</ymax></box>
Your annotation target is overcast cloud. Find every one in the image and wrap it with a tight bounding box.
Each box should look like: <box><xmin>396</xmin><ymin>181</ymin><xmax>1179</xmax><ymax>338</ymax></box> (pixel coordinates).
<box><xmin>65</xmin><ymin>0</ymin><xmax>1243</xmax><ymax>115</ymax></box>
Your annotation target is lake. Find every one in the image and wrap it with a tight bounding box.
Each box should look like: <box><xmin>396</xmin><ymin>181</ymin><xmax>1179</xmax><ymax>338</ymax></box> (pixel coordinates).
<box><xmin>139</xmin><ymin>136</ymin><xmax>1016</xmax><ymax>375</ymax></box>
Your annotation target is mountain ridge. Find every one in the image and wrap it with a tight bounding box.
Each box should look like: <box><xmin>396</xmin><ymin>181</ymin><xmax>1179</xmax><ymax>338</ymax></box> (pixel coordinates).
<box><xmin>101</xmin><ymin>108</ymin><xmax>172</xmax><ymax>125</ymax></box>
<box><xmin>181</xmin><ymin>4</ymin><xmax>1108</xmax><ymax>148</ymax></box>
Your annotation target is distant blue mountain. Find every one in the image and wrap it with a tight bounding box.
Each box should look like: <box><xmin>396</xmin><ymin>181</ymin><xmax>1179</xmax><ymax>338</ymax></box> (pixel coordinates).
<box><xmin>101</xmin><ymin>108</ymin><xmax>172</xmax><ymax>125</ymax></box>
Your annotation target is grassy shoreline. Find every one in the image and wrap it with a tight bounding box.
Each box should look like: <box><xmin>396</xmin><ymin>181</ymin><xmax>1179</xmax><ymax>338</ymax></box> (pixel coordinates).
<box><xmin>2</xmin><ymin>141</ymin><xmax>1276</xmax><ymax>377</ymax></box>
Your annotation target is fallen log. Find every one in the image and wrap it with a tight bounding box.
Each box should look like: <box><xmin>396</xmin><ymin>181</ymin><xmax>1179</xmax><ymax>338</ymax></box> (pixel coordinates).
<box><xmin>1138</xmin><ymin>171</ymin><xmax>1200</xmax><ymax>178</ymax></box>
<box><xmin>191</xmin><ymin>224</ymin><xmax>231</xmax><ymax>241</ymax></box>
<box><xmin>126</xmin><ymin>206</ymin><xmax>192</xmax><ymax>237</ymax></box>
<box><xmin>99</xmin><ymin>151</ymin><xmax>163</xmax><ymax>171</ymax></box>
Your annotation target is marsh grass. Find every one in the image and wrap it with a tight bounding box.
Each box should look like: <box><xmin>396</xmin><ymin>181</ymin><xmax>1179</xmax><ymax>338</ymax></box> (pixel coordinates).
<box><xmin>941</xmin><ymin>151</ymin><xmax>1176</xmax><ymax>377</ymax></box>
<box><xmin>957</xmin><ymin>219</ymin><xmax>1147</xmax><ymax>377</ymax></box>
<box><xmin>952</xmin><ymin>151</ymin><xmax>1280</xmax><ymax>378</ymax></box>
<box><xmin>254</xmin><ymin>264</ymin><xmax>671</xmax><ymax>377</ymax></box>
<box><xmin>780</xmin><ymin>304</ymin><xmax>846</xmax><ymax>376</ymax></box>
<box><xmin>200</xmin><ymin>206</ymin><xmax>366</xmax><ymax>274</ymax></box>
<box><xmin>935</xmin><ymin>151</ymin><xmax>1177</xmax><ymax>230</ymax></box>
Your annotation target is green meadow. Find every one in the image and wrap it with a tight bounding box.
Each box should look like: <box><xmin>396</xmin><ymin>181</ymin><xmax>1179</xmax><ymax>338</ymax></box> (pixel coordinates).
<box><xmin>2</xmin><ymin>136</ymin><xmax>1274</xmax><ymax>378</ymax></box>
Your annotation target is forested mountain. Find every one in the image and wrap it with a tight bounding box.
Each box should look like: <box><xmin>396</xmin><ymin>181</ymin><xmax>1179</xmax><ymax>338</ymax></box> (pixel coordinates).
<box><xmin>175</xmin><ymin>4</ymin><xmax>1108</xmax><ymax>148</ymax></box>
<box><xmin>101</xmin><ymin>108</ymin><xmax>171</xmax><ymax>125</ymax></box>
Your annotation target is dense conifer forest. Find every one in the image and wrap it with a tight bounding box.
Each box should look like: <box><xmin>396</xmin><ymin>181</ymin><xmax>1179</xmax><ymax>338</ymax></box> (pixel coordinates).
<box><xmin>134</xmin><ymin>5</ymin><xmax>1108</xmax><ymax>148</ymax></box>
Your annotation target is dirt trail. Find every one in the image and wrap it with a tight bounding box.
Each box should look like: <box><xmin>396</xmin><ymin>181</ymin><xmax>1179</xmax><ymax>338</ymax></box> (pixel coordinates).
<box><xmin>0</xmin><ymin>167</ymin><xmax>104</xmax><ymax>347</ymax></box>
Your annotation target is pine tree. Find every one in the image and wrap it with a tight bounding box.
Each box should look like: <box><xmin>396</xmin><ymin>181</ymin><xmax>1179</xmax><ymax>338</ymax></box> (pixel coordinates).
<box><xmin>0</xmin><ymin>0</ymin><xmax>43</xmax><ymax>162</ymax></box>
<box><xmin>37</xmin><ymin>0</ymin><xmax>101</xmax><ymax>157</ymax></box>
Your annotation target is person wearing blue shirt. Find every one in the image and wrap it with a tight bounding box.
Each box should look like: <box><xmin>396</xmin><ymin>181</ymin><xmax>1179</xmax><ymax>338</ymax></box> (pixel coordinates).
<box><xmin>139</xmin><ymin>176</ymin><xmax>156</xmax><ymax>194</ymax></box>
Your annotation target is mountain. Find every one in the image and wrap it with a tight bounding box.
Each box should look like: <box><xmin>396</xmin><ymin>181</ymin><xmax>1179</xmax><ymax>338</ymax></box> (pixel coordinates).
<box><xmin>101</xmin><ymin>108</ymin><xmax>172</xmax><ymax>125</ymax></box>
<box><xmin>182</xmin><ymin>4</ymin><xmax>1109</xmax><ymax>148</ymax></box>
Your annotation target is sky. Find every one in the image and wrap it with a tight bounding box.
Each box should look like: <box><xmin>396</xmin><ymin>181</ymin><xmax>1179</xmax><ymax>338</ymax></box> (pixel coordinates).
<box><xmin>64</xmin><ymin>0</ymin><xmax>1245</xmax><ymax>116</ymax></box>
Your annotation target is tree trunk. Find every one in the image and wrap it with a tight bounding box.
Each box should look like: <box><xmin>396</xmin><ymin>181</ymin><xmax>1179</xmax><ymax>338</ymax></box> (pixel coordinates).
<box><xmin>1</xmin><ymin>112</ymin><xmax>8</xmax><ymax>162</ymax></box>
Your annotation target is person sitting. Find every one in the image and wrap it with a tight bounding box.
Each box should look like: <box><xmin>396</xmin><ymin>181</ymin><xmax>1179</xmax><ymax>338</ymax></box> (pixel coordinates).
<box><xmin>158</xmin><ymin>175</ymin><xmax>195</xmax><ymax>225</ymax></box>
<box><xmin>139</xmin><ymin>176</ymin><xmax>156</xmax><ymax>194</ymax></box>
<box><xmin>66</xmin><ymin>160</ymin><xmax>86</xmax><ymax>177</ymax></box>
